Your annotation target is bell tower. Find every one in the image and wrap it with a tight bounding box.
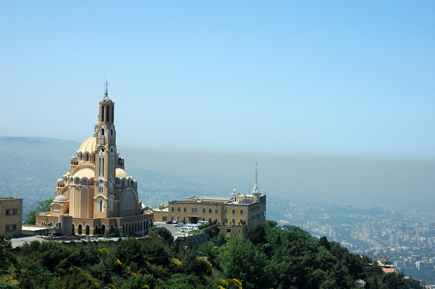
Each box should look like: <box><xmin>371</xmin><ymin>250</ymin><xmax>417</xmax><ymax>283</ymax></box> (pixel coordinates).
<box><xmin>95</xmin><ymin>81</ymin><xmax>117</xmax><ymax>215</ymax></box>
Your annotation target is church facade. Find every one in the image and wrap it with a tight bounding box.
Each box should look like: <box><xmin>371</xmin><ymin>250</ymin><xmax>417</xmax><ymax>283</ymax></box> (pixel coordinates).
<box><xmin>36</xmin><ymin>86</ymin><xmax>153</xmax><ymax>236</ymax></box>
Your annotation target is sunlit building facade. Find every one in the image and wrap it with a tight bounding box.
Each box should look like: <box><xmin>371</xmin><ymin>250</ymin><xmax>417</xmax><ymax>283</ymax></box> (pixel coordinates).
<box><xmin>36</xmin><ymin>85</ymin><xmax>153</xmax><ymax>235</ymax></box>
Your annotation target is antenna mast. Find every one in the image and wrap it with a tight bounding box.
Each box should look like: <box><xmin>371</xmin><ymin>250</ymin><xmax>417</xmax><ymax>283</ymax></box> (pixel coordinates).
<box><xmin>255</xmin><ymin>160</ymin><xmax>258</xmax><ymax>187</ymax></box>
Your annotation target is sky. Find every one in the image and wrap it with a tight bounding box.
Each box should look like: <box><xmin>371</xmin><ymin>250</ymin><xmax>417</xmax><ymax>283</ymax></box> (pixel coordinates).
<box><xmin>1</xmin><ymin>1</ymin><xmax>435</xmax><ymax>160</ymax></box>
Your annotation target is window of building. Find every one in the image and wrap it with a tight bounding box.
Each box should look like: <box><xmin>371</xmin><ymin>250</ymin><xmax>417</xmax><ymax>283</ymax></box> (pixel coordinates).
<box><xmin>54</xmin><ymin>206</ymin><xmax>60</xmax><ymax>211</ymax></box>
<box><xmin>215</xmin><ymin>209</ymin><xmax>218</xmax><ymax>214</ymax></box>
<box><xmin>232</xmin><ymin>209</ymin><xmax>235</xmax><ymax>214</ymax></box>
<box><xmin>184</xmin><ymin>207</ymin><xmax>186</xmax><ymax>212</ymax></box>
<box><xmin>209</xmin><ymin>218</ymin><xmax>212</xmax><ymax>222</ymax></box>
<box><xmin>215</xmin><ymin>218</ymin><xmax>218</xmax><ymax>222</ymax></box>
<box><xmin>12</xmin><ymin>224</ymin><xmax>17</xmax><ymax>230</ymax></box>
<box><xmin>224</xmin><ymin>209</ymin><xmax>227</xmax><ymax>214</ymax></box>
<box><xmin>177</xmin><ymin>207</ymin><xmax>180</xmax><ymax>212</ymax></box>
<box><xmin>109</xmin><ymin>198</ymin><xmax>114</xmax><ymax>212</ymax></box>
<box><xmin>171</xmin><ymin>207</ymin><xmax>174</xmax><ymax>212</ymax></box>
<box><xmin>209</xmin><ymin>208</ymin><xmax>212</xmax><ymax>214</ymax></box>
<box><xmin>240</xmin><ymin>209</ymin><xmax>243</xmax><ymax>215</ymax></box>
<box><xmin>232</xmin><ymin>219</ymin><xmax>235</xmax><ymax>224</ymax></box>
<box><xmin>5</xmin><ymin>209</ymin><xmax>18</xmax><ymax>215</ymax></box>
<box><xmin>226</xmin><ymin>228</ymin><xmax>231</xmax><ymax>233</ymax></box>
<box><xmin>122</xmin><ymin>193</ymin><xmax>133</xmax><ymax>210</ymax></box>
<box><xmin>98</xmin><ymin>200</ymin><xmax>104</xmax><ymax>212</ymax></box>
<box><xmin>171</xmin><ymin>216</ymin><xmax>174</xmax><ymax>220</ymax></box>
<box><xmin>5</xmin><ymin>225</ymin><xmax>10</xmax><ymax>231</ymax></box>
<box><xmin>202</xmin><ymin>208</ymin><xmax>206</xmax><ymax>213</ymax></box>
<box><xmin>191</xmin><ymin>208</ymin><xmax>197</xmax><ymax>213</ymax></box>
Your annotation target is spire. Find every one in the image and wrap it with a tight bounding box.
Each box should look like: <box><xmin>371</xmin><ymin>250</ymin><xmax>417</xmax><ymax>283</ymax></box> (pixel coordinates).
<box><xmin>252</xmin><ymin>161</ymin><xmax>260</xmax><ymax>196</ymax></box>
<box><xmin>105</xmin><ymin>80</ymin><xmax>109</xmax><ymax>96</ymax></box>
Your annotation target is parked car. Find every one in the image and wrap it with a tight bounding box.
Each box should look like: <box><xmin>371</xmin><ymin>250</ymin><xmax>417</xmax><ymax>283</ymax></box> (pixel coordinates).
<box><xmin>180</xmin><ymin>227</ymin><xmax>190</xmax><ymax>232</ymax></box>
<box><xmin>166</xmin><ymin>220</ymin><xmax>173</xmax><ymax>224</ymax></box>
<box><xmin>154</xmin><ymin>224</ymin><xmax>162</xmax><ymax>228</ymax></box>
<box><xmin>174</xmin><ymin>222</ymin><xmax>184</xmax><ymax>227</ymax></box>
<box><xmin>186</xmin><ymin>224</ymin><xmax>198</xmax><ymax>231</ymax></box>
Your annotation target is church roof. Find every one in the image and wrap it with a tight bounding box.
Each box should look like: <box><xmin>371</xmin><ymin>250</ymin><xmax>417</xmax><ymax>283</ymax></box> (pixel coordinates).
<box><xmin>116</xmin><ymin>168</ymin><xmax>129</xmax><ymax>178</ymax></box>
<box><xmin>74</xmin><ymin>168</ymin><xmax>95</xmax><ymax>178</ymax></box>
<box><xmin>100</xmin><ymin>96</ymin><xmax>112</xmax><ymax>104</ymax></box>
<box><xmin>54</xmin><ymin>195</ymin><xmax>68</xmax><ymax>202</ymax></box>
<box><xmin>79</xmin><ymin>136</ymin><xmax>97</xmax><ymax>153</ymax></box>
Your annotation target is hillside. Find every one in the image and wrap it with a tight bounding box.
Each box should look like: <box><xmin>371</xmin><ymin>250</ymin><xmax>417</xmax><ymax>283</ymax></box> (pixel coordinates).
<box><xmin>0</xmin><ymin>224</ymin><xmax>423</xmax><ymax>289</ymax></box>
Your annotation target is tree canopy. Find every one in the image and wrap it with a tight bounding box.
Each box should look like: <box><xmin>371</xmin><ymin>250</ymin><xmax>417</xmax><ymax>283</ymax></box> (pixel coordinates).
<box><xmin>0</xmin><ymin>223</ymin><xmax>423</xmax><ymax>288</ymax></box>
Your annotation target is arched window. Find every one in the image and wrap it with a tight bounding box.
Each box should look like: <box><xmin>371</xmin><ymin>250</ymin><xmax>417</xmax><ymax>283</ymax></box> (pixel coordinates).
<box><xmin>97</xmin><ymin>198</ymin><xmax>104</xmax><ymax>212</ymax></box>
<box><xmin>122</xmin><ymin>193</ymin><xmax>133</xmax><ymax>210</ymax></box>
<box><xmin>109</xmin><ymin>197</ymin><xmax>114</xmax><ymax>212</ymax></box>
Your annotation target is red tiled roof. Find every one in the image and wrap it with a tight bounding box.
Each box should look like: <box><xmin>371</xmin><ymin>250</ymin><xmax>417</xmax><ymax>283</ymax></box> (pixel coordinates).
<box><xmin>382</xmin><ymin>267</ymin><xmax>396</xmax><ymax>274</ymax></box>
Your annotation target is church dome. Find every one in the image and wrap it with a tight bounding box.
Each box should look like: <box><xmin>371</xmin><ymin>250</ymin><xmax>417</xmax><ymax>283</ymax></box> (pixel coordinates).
<box><xmin>79</xmin><ymin>136</ymin><xmax>97</xmax><ymax>153</ymax></box>
<box><xmin>100</xmin><ymin>96</ymin><xmax>112</xmax><ymax>104</ymax></box>
<box><xmin>116</xmin><ymin>168</ymin><xmax>129</xmax><ymax>178</ymax></box>
<box><xmin>74</xmin><ymin>168</ymin><xmax>95</xmax><ymax>178</ymax></box>
<box><xmin>54</xmin><ymin>195</ymin><xmax>68</xmax><ymax>202</ymax></box>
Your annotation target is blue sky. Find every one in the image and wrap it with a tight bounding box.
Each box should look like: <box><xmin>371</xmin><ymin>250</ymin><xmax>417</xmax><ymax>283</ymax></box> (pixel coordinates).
<box><xmin>1</xmin><ymin>1</ymin><xmax>434</xmax><ymax>159</ymax></box>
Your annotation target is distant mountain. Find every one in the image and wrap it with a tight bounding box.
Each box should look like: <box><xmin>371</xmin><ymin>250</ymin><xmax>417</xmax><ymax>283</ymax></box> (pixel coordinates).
<box><xmin>0</xmin><ymin>137</ymin><xmax>80</xmax><ymax>164</ymax></box>
<box><xmin>0</xmin><ymin>137</ymin><xmax>222</xmax><ymax>218</ymax></box>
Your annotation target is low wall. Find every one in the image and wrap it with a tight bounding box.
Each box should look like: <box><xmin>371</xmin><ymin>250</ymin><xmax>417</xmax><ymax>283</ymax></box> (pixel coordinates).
<box><xmin>175</xmin><ymin>225</ymin><xmax>218</xmax><ymax>249</ymax></box>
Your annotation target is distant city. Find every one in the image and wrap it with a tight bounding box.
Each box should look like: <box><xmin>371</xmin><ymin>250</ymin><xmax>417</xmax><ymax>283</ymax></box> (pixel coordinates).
<box><xmin>1</xmin><ymin>136</ymin><xmax>434</xmax><ymax>284</ymax></box>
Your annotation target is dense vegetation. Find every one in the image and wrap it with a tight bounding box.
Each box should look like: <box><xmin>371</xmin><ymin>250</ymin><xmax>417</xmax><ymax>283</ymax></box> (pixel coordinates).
<box><xmin>0</xmin><ymin>223</ymin><xmax>423</xmax><ymax>289</ymax></box>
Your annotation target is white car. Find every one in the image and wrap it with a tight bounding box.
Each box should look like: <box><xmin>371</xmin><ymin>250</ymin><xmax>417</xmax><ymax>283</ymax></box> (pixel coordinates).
<box><xmin>180</xmin><ymin>227</ymin><xmax>190</xmax><ymax>232</ymax></box>
<box><xmin>174</xmin><ymin>222</ymin><xmax>184</xmax><ymax>227</ymax></box>
<box><xmin>186</xmin><ymin>224</ymin><xmax>198</xmax><ymax>230</ymax></box>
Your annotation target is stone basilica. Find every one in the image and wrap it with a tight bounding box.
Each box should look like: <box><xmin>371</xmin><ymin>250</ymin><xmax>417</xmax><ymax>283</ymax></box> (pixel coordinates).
<box><xmin>36</xmin><ymin>85</ymin><xmax>153</xmax><ymax>236</ymax></box>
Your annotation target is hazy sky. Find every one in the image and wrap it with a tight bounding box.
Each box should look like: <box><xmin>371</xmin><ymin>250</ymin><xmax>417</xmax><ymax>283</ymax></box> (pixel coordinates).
<box><xmin>1</xmin><ymin>1</ymin><xmax>434</xmax><ymax>159</ymax></box>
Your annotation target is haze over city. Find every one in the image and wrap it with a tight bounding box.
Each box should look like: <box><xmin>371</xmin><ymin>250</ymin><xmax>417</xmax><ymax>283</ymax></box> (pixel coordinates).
<box><xmin>1</xmin><ymin>1</ymin><xmax>434</xmax><ymax>211</ymax></box>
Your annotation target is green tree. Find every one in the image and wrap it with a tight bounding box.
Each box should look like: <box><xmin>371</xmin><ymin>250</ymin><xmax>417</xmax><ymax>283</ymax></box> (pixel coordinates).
<box><xmin>266</xmin><ymin>220</ymin><xmax>277</xmax><ymax>228</ymax></box>
<box><xmin>247</xmin><ymin>223</ymin><xmax>266</xmax><ymax>245</ymax></box>
<box><xmin>0</xmin><ymin>234</ymin><xmax>17</xmax><ymax>274</ymax></box>
<box><xmin>199</xmin><ymin>241</ymin><xmax>218</xmax><ymax>265</ymax></box>
<box><xmin>221</xmin><ymin>237</ymin><xmax>276</xmax><ymax>289</ymax></box>
<box><xmin>25</xmin><ymin>199</ymin><xmax>53</xmax><ymax>224</ymax></box>
<box><xmin>150</xmin><ymin>226</ymin><xmax>172</xmax><ymax>241</ymax></box>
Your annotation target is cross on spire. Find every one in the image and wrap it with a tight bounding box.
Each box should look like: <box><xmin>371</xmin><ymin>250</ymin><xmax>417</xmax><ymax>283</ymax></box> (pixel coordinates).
<box><xmin>105</xmin><ymin>80</ymin><xmax>109</xmax><ymax>96</ymax></box>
